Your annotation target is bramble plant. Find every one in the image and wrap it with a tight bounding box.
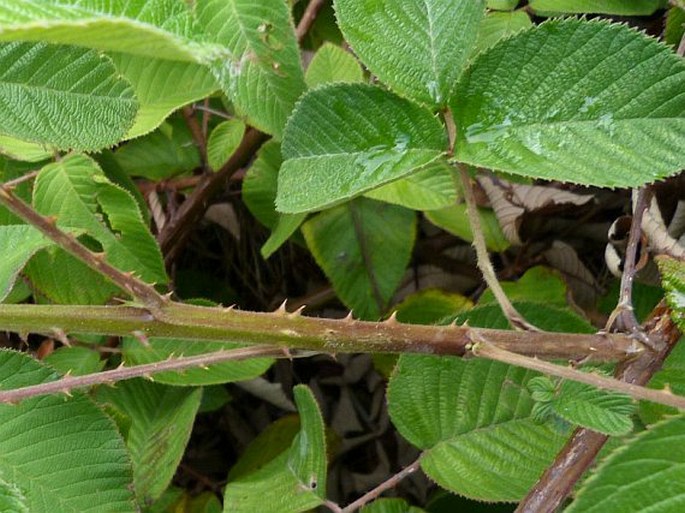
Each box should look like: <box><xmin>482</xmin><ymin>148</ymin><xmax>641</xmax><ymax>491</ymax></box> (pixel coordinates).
<box><xmin>0</xmin><ymin>0</ymin><xmax>684</xmax><ymax>512</ymax></box>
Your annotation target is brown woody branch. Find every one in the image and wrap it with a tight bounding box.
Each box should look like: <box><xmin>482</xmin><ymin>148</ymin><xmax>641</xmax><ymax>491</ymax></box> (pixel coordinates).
<box><xmin>0</xmin><ymin>184</ymin><xmax>167</xmax><ymax>313</ymax></box>
<box><xmin>515</xmin><ymin>301</ymin><xmax>681</xmax><ymax>513</ymax></box>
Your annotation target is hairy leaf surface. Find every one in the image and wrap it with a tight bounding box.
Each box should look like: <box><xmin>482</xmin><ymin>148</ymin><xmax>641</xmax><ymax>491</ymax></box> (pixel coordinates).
<box><xmin>334</xmin><ymin>0</ymin><xmax>486</xmax><ymax>106</ymax></box>
<box><xmin>567</xmin><ymin>415</ymin><xmax>685</xmax><ymax>513</ymax></box>
<box><xmin>0</xmin><ymin>350</ymin><xmax>136</xmax><ymax>513</ymax></box>
<box><xmin>454</xmin><ymin>19</ymin><xmax>685</xmax><ymax>187</ymax></box>
<box><xmin>0</xmin><ymin>42</ymin><xmax>137</xmax><ymax>151</ymax></box>
<box><xmin>303</xmin><ymin>198</ymin><xmax>415</xmax><ymax>320</ymax></box>
<box><xmin>277</xmin><ymin>84</ymin><xmax>446</xmax><ymax>213</ymax></box>
<box><xmin>0</xmin><ymin>0</ymin><xmax>205</xmax><ymax>61</ymax></box>
<box><xmin>304</xmin><ymin>42</ymin><xmax>363</xmax><ymax>88</ymax></box>
<box><xmin>197</xmin><ymin>0</ymin><xmax>306</xmax><ymax>138</ymax></box>
<box><xmin>32</xmin><ymin>154</ymin><xmax>167</xmax><ymax>285</ymax></box>
<box><xmin>109</xmin><ymin>53</ymin><xmax>218</xmax><ymax>139</ymax></box>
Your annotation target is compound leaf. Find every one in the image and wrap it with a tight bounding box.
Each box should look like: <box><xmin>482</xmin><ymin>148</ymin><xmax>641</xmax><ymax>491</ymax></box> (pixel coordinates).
<box><xmin>453</xmin><ymin>19</ymin><xmax>685</xmax><ymax>187</ymax></box>
<box><xmin>334</xmin><ymin>0</ymin><xmax>486</xmax><ymax>107</ymax></box>
<box><xmin>0</xmin><ymin>42</ymin><xmax>137</xmax><ymax>151</ymax></box>
<box><xmin>277</xmin><ymin>83</ymin><xmax>446</xmax><ymax>214</ymax></box>
<box><xmin>0</xmin><ymin>349</ymin><xmax>136</xmax><ymax>513</ymax></box>
<box><xmin>566</xmin><ymin>415</ymin><xmax>685</xmax><ymax>513</ymax></box>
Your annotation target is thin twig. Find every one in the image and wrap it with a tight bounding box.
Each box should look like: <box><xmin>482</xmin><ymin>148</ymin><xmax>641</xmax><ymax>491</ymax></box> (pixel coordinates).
<box><xmin>192</xmin><ymin>104</ymin><xmax>232</xmax><ymax>120</ymax></box>
<box><xmin>444</xmin><ymin>110</ymin><xmax>536</xmax><ymax>331</ymax></box>
<box><xmin>469</xmin><ymin>331</ymin><xmax>685</xmax><ymax>410</ymax></box>
<box><xmin>457</xmin><ymin>167</ymin><xmax>538</xmax><ymax>331</ymax></box>
<box><xmin>338</xmin><ymin>457</ymin><xmax>423</xmax><ymax>513</ymax></box>
<box><xmin>2</xmin><ymin>170</ymin><xmax>38</xmax><ymax>188</ymax></box>
<box><xmin>677</xmin><ymin>28</ymin><xmax>685</xmax><ymax>57</ymax></box>
<box><xmin>0</xmin><ymin>184</ymin><xmax>167</xmax><ymax>313</ymax></box>
<box><xmin>606</xmin><ymin>188</ymin><xmax>650</xmax><ymax>336</ymax></box>
<box><xmin>296</xmin><ymin>0</ymin><xmax>327</xmax><ymax>43</ymax></box>
<box><xmin>0</xmin><ymin>345</ymin><xmax>285</xmax><ymax>404</ymax></box>
<box><xmin>182</xmin><ymin>105</ymin><xmax>208</xmax><ymax>168</ymax></box>
<box><xmin>515</xmin><ymin>301</ymin><xmax>681</xmax><ymax>513</ymax></box>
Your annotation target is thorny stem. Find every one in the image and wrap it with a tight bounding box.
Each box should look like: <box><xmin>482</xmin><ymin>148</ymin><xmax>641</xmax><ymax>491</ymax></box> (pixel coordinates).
<box><xmin>0</xmin><ymin>302</ymin><xmax>636</xmax><ymax>361</ymax></box>
<box><xmin>515</xmin><ymin>300</ymin><xmax>681</xmax><ymax>513</ymax></box>
<box><xmin>443</xmin><ymin>110</ymin><xmax>537</xmax><ymax>331</ymax></box>
<box><xmin>0</xmin><ymin>345</ymin><xmax>285</xmax><ymax>404</ymax></box>
<box><xmin>469</xmin><ymin>330</ymin><xmax>685</xmax><ymax>409</ymax></box>
<box><xmin>329</xmin><ymin>456</ymin><xmax>423</xmax><ymax>513</ymax></box>
<box><xmin>606</xmin><ymin>188</ymin><xmax>650</xmax><ymax>336</ymax></box>
<box><xmin>0</xmin><ymin>183</ymin><xmax>167</xmax><ymax>313</ymax></box>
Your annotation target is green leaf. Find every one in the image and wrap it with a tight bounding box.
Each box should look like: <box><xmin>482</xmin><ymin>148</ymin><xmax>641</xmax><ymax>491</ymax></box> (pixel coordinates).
<box><xmin>109</xmin><ymin>53</ymin><xmax>219</xmax><ymax>140</ymax></box>
<box><xmin>261</xmin><ymin>213</ymin><xmax>306</xmax><ymax>259</ymax></box>
<box><xmin>478</xmin><ymin>266</ymin><xmax>569</xmax><ymax>306</ymax></box>
<box><xmin>207</xmin><ymin>119</ymin><xmax>245</xmax><ymax>172</ymax></box>
<box><xmin>27</xmin><ymin>247</ymin><xmax>118</xmax><ymax>304</ymax></box>
<box><xmin>657</xmin><ymin>256</ymin><xmax>685</xmax><ymax>331</ymax></box>
<box><xmin>364</xmin><ymin>159</ymin><xmax>458</xmax><ymax>211</ymax></box>
<box><xmin>0</xmin><ymin>349</ymin><xmax>136</xmax><ymax>513</ymax></box>
<box><xmin>566</xmin><ymin>415</ymin><xmax>685</xmax><ymax>513</ymax></box>
<box><xmin>453</xmin><ymin>19</ymin><xmax>685</xmax><ymax>187</ymax></box>
<box><xmin>243</xmin><ymin>141</ymin><xmax>283</xmax><ymax>229</ymax></box>
<box><xmin>0</xmin><ymin>476</ymin><xmax>29</xmax><ymax>513</ymax></box>
<box><xmin>665</xmin><ymin>6</ymin><xmax>685</xmax><ymax>49</ymax></box>
<box><xmin>0</xmin><ymin>225</ymin><xmax>52</xmax><ymax>302</ymax></box>
<box><xmin>197</xmin><ymin>0</ymin><xmax>306</xmax><ymax>138</ymax></box>
<box><xmin>223</xmin><ymin>386</ymin><xmax>326</xmax><ymax>513</ymax></box>
<box><xmin>388</xmin><ymin>355</ymin><xmax>568</xmax><ymax>501</ymax></box>
<box><xmin>334</xmin><ymin>0</ymin><xmax>486</xmax><ymax>106</ymax></box>
<box><xmin>529</xmin><ymin>0</ymin><xmax>662</xmax><ymax>16</ymax></box>
<box><xmin>304</xmin><ymin>42</ymin><xmax>363</xmax><ymax>88</ymax></box>
<box><xmin>32</xmin><ymin>153</ymin><xmax>167</xmax><ymax>285</ymax></box>
<box><xmin>228</xmin><ymin>415</ymin><xmax>301</xmax><ymax>481</ymax></box>
<box><xmin>425</xmin><ymin>203</ymin><xmax>510</xmax><ymax>252</ymax></box>
<box><xmin>97</xmin><ymin>379</ymin><xmax>202</xmax><ymax>505</ymax></box>
<box><xmin>0</xmin><ymin>0</ymin><xmax>205</xmax><ymax>62</ymax></box>
<box><xmin>0</xmin><ymin>42</ymin><xmax>137</xmax><ymax>151</ymax></box>
<box><xmin>43</xmin><ymin>346</ymin><xmax>106</xmax><ymax>376</ymax></box>
<box><xmin>0</xmin><ymin>134</ymin><xmax>52</xmax><ymax>162</ymax></box>
<box><xmin>641</xmin><ymin>341</ymin><xmax>685</xmax><ymax>425</ymax></box>
<box><xmin>122</xmin><ymin>337</ymin><xmax>274</xmax><ymax>386</ymax></box>
<box><xmin>487</xmin><ymin>0</ymin><xmax>520</xmax><ymax>9</ymax></box>
<box><xmin>114</xmin><ymin>119</ymin><xmax>201</xmax><ymax>180</ymax></box>
<box><xmin>394</xmin><ymin>289</ymin><xmax>473</xmax><ymax>325</ymax></box>
<box><xmin>550</xmin><ymin>379</ymin><xmax>635</xmax><ymax>436</ymax></box>
<box><xmin>473</xmin><ymin>10</ymin><xmax>532</xmax><ymax>55</ymax></box>
<box><xmin>277</xmin><ymin>83</ymin><xmax>447</xmax><ymax>214</ymax></box>
<box><xmin>452</xmin><ymin>302</ymin><xmax>595</xmax><ymax>333</ymax></box>
<box><xmin>303</xmin><ymin>198</ymin><xmax>415</xmax><ymax>320</ymax></box>
<box><xmin>361</xmin><ymin>498</ymin><xmax>427</xmax><ymax>513</ymax></box>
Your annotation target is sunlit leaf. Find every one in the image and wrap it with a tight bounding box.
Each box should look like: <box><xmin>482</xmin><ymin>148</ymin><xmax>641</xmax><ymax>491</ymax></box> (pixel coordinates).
<box><xmin>304</xmin><ymin>42</ymin><xmax>363</xmax><ymax>88</ymax></box>
<box><xmin>277</xmin><ymin>83</ymin><xmax>446</xmax><ymax>214</ymax></box>
<box><xmin>454</xmin><ymin>19</ymin><xmax>685</xmax><ymax>187</ymax></box>
<box><xmin>334</xmin><ymin>0</ymin><xmax>486</xmax><ymax>106</ymax></box>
